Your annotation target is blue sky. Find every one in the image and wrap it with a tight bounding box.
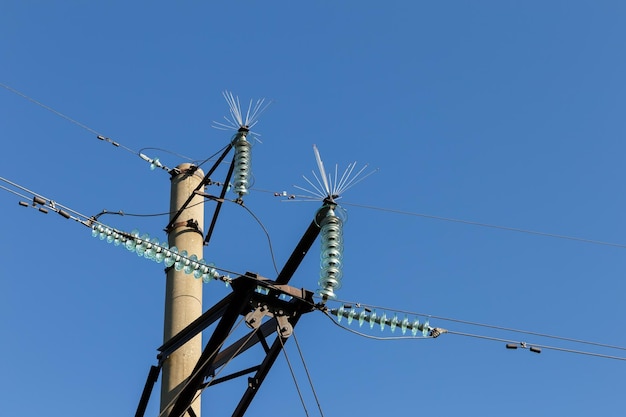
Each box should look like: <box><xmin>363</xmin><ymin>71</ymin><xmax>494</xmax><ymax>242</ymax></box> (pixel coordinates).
<box><xmin>2</xmin><ymin>2</ymin><xmax>626</xmax><ymax>416</ymax></box>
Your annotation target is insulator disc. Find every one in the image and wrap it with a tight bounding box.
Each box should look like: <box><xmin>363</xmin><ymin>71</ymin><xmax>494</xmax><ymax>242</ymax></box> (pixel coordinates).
<box><xmin>318</xmin><ymin>276</ymin><xmax>342</xmax><ymax>290</ymax></box>
<box><xmin>321</xmin><ymin>247</ymin><xmax>343</xmax><ymax>260</ymax></box>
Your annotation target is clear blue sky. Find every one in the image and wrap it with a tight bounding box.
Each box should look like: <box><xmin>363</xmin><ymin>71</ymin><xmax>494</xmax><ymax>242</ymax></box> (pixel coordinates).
<box><xmin>2</xmin><ymin>2</ymin><xmax>626</xmax><ymax>416</ymax></box>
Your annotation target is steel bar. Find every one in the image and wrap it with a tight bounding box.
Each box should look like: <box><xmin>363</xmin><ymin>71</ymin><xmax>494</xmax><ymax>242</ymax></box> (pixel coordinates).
<box><xmin>168</xmin><ymin>279</ymin><xmax>256</xmax><ymax>417</ymax></box>
<box><xmin>135</xmin><ymin>365</ymin><xmax>161</xmax><ymax>417</ymax></box>
<box><xmin>275</xmin><ymin>219</ymin><xmax>320</xmax><ymax>284</ymax></box>
<box><xmin>165</xmin><ymin>145</ymin><xmax>232</xmax><ymax>232</ymax></box>
<box><xmin>158</xmin><ymin>294</ymin><xmax>233</xmax><ymax>363</ymax></box>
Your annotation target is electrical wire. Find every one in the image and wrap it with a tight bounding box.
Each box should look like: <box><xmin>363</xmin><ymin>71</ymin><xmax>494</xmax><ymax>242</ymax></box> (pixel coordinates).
<box><xmin>4</xmin><ymin>80</ymin><xmax>623</xmax><ymax>252</ymax></box>
<box><xmin>256</xmin><ymin>188</ymin><xmax>626</xmax><ymax>249</ymax></box>
<box><xmin>8</xmin><ymin>175</ymin><xmax>622</xmax><ymax>357</ymax></box>
<box><xmin>0</xmin><ymin>82</ymin><xmax>140</xmax><ymax>156</ymax></box>
<box><xmin>446</xmin><ymin>330</ymin><xmax>626</xmax><ymax>362</ymax></box>
<box><xmin>1</xmin><ymin>176</ymin><xmax>95</xmax><ymax>225</ymax></box>
<box><xmin>0</xmin><ymin>184</ymin><xmax>31</xmax><ymax>201</ymax></box>
<box><xmin>1</xmin><ymin>82</ymin><xmax>186</xmax><ymax>173</ymax></box>
<box><xmin>138</xmin><ymin>147</ymin><xmax>195</xmax><ymax>162</ymax></box>
<box><xmin>235</xmin><ymin>202</ymin><xmax>280</xmax><ymax>275</ymax></box>
<box><xmin>90</xmin><ymin>200</ymin><xmax>206</xmax><ymax>219</ymax></box>
<box><xmin>6</xmin><ymin>171</ymin><xmax>626</xmax><ymax>365</ymax></box>
<box><xmin>192</xmin><ymin>191</ymin><xmax>280</xmax><ymax>275</ymax></box>
<box><xmin>340</xmin><ymin>201</ymin><xmax>626</xmax><ymax>249</ymax></box>
<box><xmin>326</xmin><ymin>307</ymin><xmax>626</xmax><ymax>362</ymax></box>
<box><xmin>278</xmin><ymin>328</ymin><xmax>311</xmax><ymax>417</ymax></box>
<box><xmin>4</xmin><ymin>175</ymin><xmax>624</xmax><ymax>357</ymax></box>
<box><xmin>292</xmin><ymin>331</ymin><xmax>325</xmax><ymax>417</ymax></box>
<box><xmin>195</xmin><ymin>144</ymin><xmax>230</xmax><ymax>171</ymax></box>
<box><xmin>325</xmin><ymin>296</ymin><xmax>626</xmax><ymax>353</ymax></box>
<box><xmin>1</xmin><ymin>82</ymin><xmax>102</xmax><ymax>136</ymax></box>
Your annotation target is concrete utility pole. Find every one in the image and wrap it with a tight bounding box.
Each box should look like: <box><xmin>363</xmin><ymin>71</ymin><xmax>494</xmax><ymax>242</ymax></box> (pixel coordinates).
<box><xmin>161</xmin><ymin>163</ymin><xmax>205</xmax><ymax>417</ymax></box>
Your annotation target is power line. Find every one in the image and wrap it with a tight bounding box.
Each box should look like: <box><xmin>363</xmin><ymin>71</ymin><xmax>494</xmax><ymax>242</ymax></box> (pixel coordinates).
<box><xmin>0</xmin><ymin>176</ymin><xmax>94</xmax><ymax>225</ymax></box>
<box><xmin>235</xmin><ymin>201</ymin><xmax>280</xmax><ymax>275</ymax></box>
<box><xmin>138</xmin><ymin>147</ymin><xmax>195</xmax><ymax>162</ymax></box>
<box><xmin>292</xmin><ymin>331</ymin><xmax>325</xmax><ymax>417</ymax></box>
<box><xmin>1</xmin><ymin>82</ymin><xmax>139</xmax><ymax>154</ymax></box>
<box><xmin>446</xmin><ymin>330</ymin><xmax>626</xmax><ymax>362</ymax></box>
<box><xmin>326</xmin><ymin>297</ymin><xmax>626</xmax><ymax>353</ymax></box>
<box><xmin>325</xmin><ymin>308</ymin><xmax>626</xmax><ymax>362</ymax></box>
<box><xmin>1</xmin><ymin>82</ymin><xmax>183</xmax><ymax>173</ymax></box>
<box><xmin>1</xmin><ymin>82</ymin><xmax>103</xmax><ymax>136</ymax></box>
<box><xmin>278</xmin><ymin>329</ymin><xmax>311</xmax><ymax>417</ymax></box>
<box><xmin>6</xmin><ymin>175</ymin><xmax>625</xmax><ymax>359</ymax></box>
<box><xmin>4</xmin><ymin>175</ymin><xmax>624</xmax><ymax>359</ymax></box>
<box><xmin>340</xmin><ymin>201</ymin><xmax>626</xmax><ymax>249</ymax></box>
<box><xmin>88</xmin><ymin>200</ymin><xmax>206</xmax><ymax>219</ymax></box>
<box><xmin>255</xmin><ymin>189</ymin><xmax>626</xmax><ymax>250</ymax></box>
<box><xmin>195</xmin><ymin>144</ymin><xmax>230</xmax><ymax>171</ymax></box>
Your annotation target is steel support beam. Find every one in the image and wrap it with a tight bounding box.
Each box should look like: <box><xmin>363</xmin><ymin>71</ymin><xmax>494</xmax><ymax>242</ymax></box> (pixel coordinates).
<box><xmin>158</xmin><ymin>294</ymin><xmax>233</xmax><ymax>363</ymax></box>
<box><xmin>275</xmin><ymin>219</ymin><xmax>320</xmax><ymax>285</ymax></box>
<box><xmin>168</xmin><ymin>278</ymin><xmax>256</xmax><ymax>417</ymax></box>
<box><xmin>135</xmin><ymin>365</ymin><xmax>161</xmax><ymax>417</ymax></box>
<box><xmin>231</xmin><ymin>315</ymin><xmax>303</xmax><ymax>417</ymax></box>
<box><xmin>203</xmin><ymin>154</ymin><xmax>236</xmax><ymax>246</ymax></box>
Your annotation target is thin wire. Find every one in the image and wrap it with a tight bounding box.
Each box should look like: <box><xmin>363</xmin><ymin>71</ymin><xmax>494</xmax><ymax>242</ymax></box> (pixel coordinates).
<box><xmin>94</xmin><ymin>200</ymin><xmax>206</xmax><ymax>218</ymax></box>
<box><xmin>1</xmin><ymin>177</ymin><xmax>276</xmax><ymax>286</ymax></box>
<box><xmin>327</xmin><ymin>309</ymin><xmax>626</xmax><ymax>362</ymax></box>
<box><xmin>0</xmin><ymin>176</ymin><xmax>95</xmax><ymax>224</ymax></box>
<box><xmin>0</xmin><ymin>82</ymin><xmax>139</xmax><ymax>156</ymax></box>
<box><xmin>4</xmin><ymin>174</ymin><xmax>625</xmax><ymax>354</ymax></box>
<box><xmin>322</xmin><ymin>310</ymin><xmax>432</xmax><ymax>341</ymax></box>
<box><xmin>0</xmin><ymin>184</ymin><xmax>31</xmax><ymax>201</ymax></box>
<box><xmin>138</xmin><ymin>147</ymin><xmax>195</xmax><ymax>162</ymax></box>
<box><xmin>259</xmin><ymin>186</ymin><xmax>626</xmax><ymax>249</ymax></box>
<box><xmin>1</xmin><ymin>82</ymin><xmax>101</xmax><ymax>135</ymax></box>
<box><xmin>292</xmin><ymin>331</ymin><xmax>325</xmax><ymax>417</ymax></box>
<box><xmin>278</xmin><ymin>329</ymin><xmax>311</xmax><ymax>417</ymax></box>
<box><xmin>192</xmin><ymin>192</ymin><xmax>280</xmax><ymax>275</ymax></box>
<box><xmin>341</xmin><ymin>201</ymin><xmax>626</xmax><ymax>249</ymax></box>
<box><xmin>195</xmin><ymin>144</ymin><xmax>230</xmax><ymax>170</ymax></box>
<box><xmin>0</xmin><ymin>176</ymin><xmax>212</xmax><ymax>224</ymax></box>
<box><xmin>327</xmin><ymin>296</ymin><xmax>626</xmax><ymax>352</ymax></box>
<box><xmin>446</xmin><ymin>330</ymin><xmax>626</xmax><ymax>362</ymax></box>
<box><xmin>236</xmin><ymin>202</ymin><xmax>280</xmax><ymax>275</ymax></box>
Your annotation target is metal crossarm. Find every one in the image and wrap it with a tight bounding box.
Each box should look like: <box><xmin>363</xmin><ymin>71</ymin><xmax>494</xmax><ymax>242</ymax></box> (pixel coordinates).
<box><xmin>167</xmin><ymin>275</ymin><xmax>315</xmax><ymax>417</ymax></box>
<box><xmin>137</xmin><ymin>217</ymin><xmax>321</xmax><ymax>417</ymax></box>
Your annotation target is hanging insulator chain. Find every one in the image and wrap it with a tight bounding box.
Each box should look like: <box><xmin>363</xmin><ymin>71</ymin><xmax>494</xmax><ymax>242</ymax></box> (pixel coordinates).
<box><xmin>90</xmin><ymin>224</ymin><xmax>229</xmax><ymax>285</ymax></box>
<box><xmin>331</xmin><ymin>306</ymin><xmax>432</xmax><ymax>337</ymax></box>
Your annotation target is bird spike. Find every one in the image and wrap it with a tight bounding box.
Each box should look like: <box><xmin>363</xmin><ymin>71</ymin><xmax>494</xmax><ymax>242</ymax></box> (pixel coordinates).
<box><xmin>211</xmin><ymin>91</ymin><xmax>272</xmax><ymax>143</ymax></box>
<box><xmin>293</xmin><ymin>145</ymin><xmax>377</xmax><ymax>203</ymax></box>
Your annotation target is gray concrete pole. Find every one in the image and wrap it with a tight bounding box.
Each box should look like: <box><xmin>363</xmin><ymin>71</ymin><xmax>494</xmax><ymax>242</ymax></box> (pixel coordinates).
<box><xmin>161</xmin><ymin>163</ymin><xmax>204</xmax><ymax>417</ymax></box>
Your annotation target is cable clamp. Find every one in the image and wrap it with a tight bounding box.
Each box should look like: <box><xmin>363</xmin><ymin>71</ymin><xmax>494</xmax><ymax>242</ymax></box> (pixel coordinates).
<box><xmin>166</xmin><ymin>219</ymin><xmax>204</xmax><ymax>235</ymax></box>
<box><xmin>429</xmin><ymin>327</ymin><xmax>448</xmax><ymax>338</ymax></box>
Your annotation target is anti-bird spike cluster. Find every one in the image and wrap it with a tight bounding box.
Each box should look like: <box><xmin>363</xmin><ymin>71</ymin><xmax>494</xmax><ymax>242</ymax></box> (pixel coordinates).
<box><xmin>90</xmin><ymin>224</ymin><xmax>225</xmax><ymax>284</ymax></box>
<box><xmin>293</xmin><ymin>145</ymin><xmax>377</xmax><ymax>203</ymax></box>
<box><xmin>212</xmin><ymin>91</ymin><xmax>271</xmax><ymax>198</ymax></box>
<box><xmin>296</xmin><ymin>146</ymin><xmax>375</xmax><ymax>300</ymax></box>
